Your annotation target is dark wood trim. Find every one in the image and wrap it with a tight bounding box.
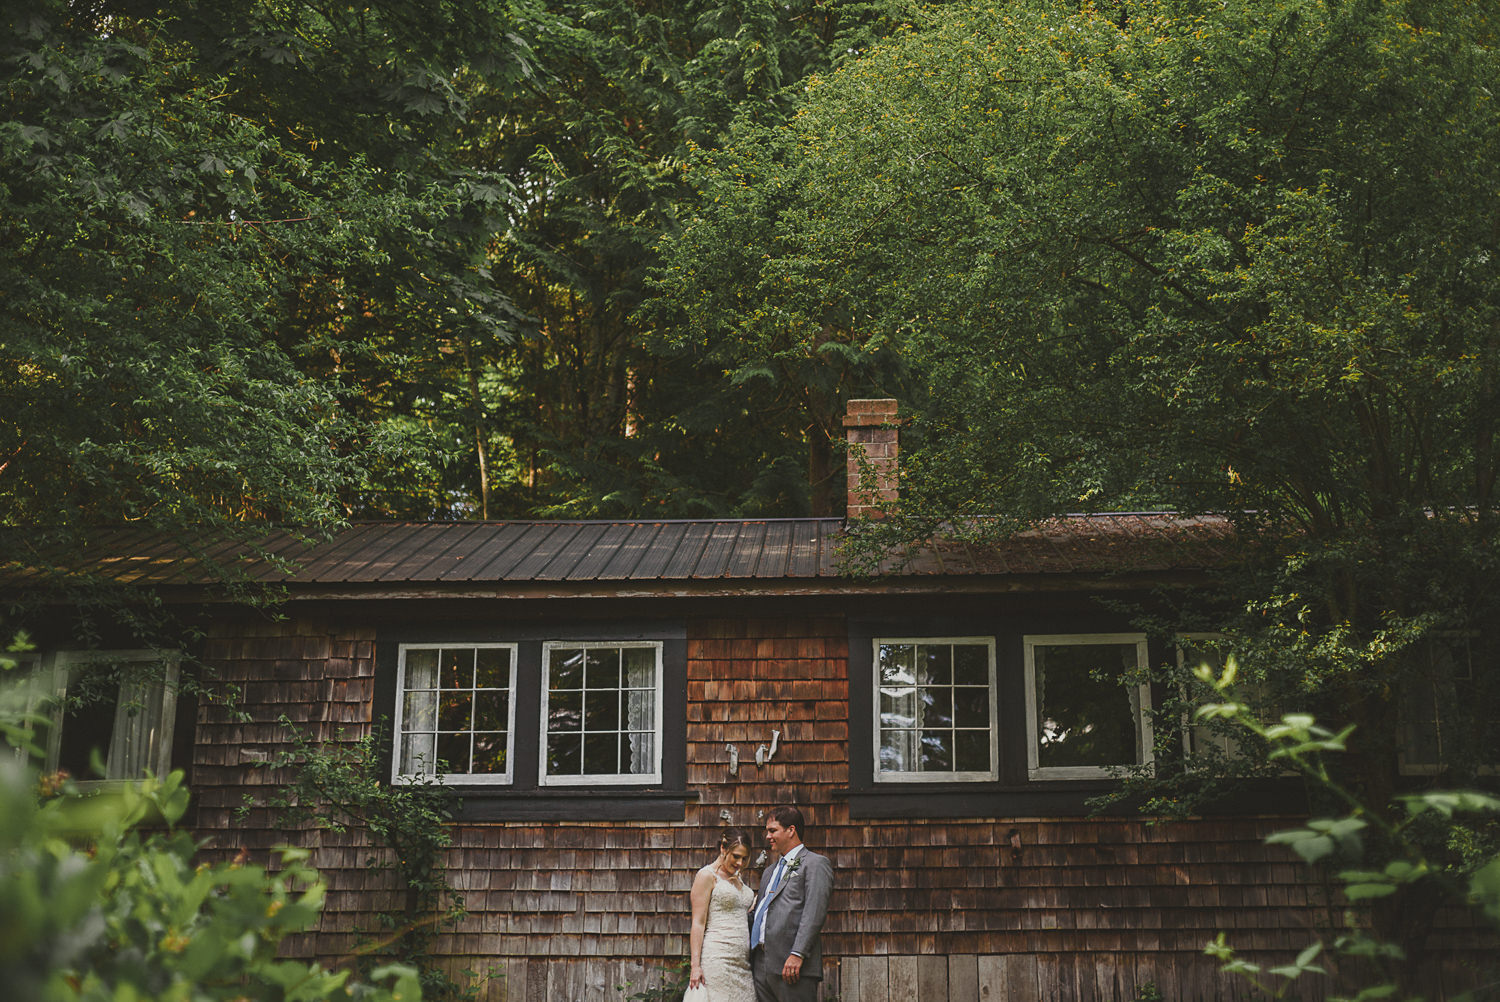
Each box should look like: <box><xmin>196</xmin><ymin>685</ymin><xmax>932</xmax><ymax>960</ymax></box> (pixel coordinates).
<box><xmin>454</xmin><ymin>789</ymin><xmax>694</xmax><ymax>822</ymax></box>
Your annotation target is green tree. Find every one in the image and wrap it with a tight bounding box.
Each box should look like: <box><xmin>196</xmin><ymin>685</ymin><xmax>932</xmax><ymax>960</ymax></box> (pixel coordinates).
<box><xmin>459</xmin><ymin>0</ymin><xmax>924</xmax><ymax>517</ymax></box>
<box><xmin>1</xmin><ymin>0</ymin><xmax>533</xmax><ymax>532</ymax></box>
<box><xmin>665</xmin><ymin>0</ymin><xmax>1500</xmax><ymax>963</ymax></box>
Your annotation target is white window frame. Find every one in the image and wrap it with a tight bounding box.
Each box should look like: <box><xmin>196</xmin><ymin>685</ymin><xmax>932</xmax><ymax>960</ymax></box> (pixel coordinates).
<box><xmin>539</xmin><ymin>640</ymin><xmax>664</xmax><ymax>787</ymax></box>
<box><xmin>390</xmin><ymin>643</ymin><xmax>518</xmax><ymax>786</ymax></box>
<box><xmin>42</xmin><ymin>650</ymin><xmax>181</xmax><ymax>784</ymax></box>
<box><xmin>1024</xmin><ymin>633</ymin><xmax>1153</xmax><ymax>781</ymax></box>
<box><xmin>872</xmin><ymin>636</ymin><xmax>999</xmax><ymax>783</ymax></box>
<box><xmin>1177</xmin><ymin>633</ymin><xmax>1246</xmax><ymax>759</ymax></box>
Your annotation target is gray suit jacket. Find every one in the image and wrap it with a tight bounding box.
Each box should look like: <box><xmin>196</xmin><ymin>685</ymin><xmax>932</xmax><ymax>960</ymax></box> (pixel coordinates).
<box><xmin>753</xmin><ymin>849</ymin><xmax>834</xmax><ymax>978</ymax></box>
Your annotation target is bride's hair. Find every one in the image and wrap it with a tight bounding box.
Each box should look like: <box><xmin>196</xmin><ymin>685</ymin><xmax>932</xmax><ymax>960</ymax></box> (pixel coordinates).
<box><xmin>718</xmin><ymin>828</ymin><xmax>751</xmax><ymax>852</ymax></box>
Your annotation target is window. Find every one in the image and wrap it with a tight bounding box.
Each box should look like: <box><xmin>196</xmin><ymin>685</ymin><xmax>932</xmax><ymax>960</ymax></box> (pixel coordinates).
<box><xmin>1398</xmin><ymin>633</ymin><xmax>1496</xmax><ymax>776</ymax></box>
<box><xmin>35</xmin><ymin>651</ymin><xmax>181</xmax><ymax>782</ymax></box>
<box><xmin>1024</xmin><ymin>634</ymin><xmax>1152</xmax><ymax>780</ymax></box>
<box><xmin>378</xmin><ymin>627</ymin><xmax>686</xmax><ymax>818</ymax></box>
<box><xmin>393</xmin><ymin>644</ymin><xmax>516</xmax><ymax>785</ymax></box>
<box><xmin>541</xmin><ymin>642</ymin><xmax>662</xmax><ymax>786</ymax></box>
<box><xmin>873</xmin><ymin>637</ymin><xmax>997</xmax><ymax>782</ymax></box>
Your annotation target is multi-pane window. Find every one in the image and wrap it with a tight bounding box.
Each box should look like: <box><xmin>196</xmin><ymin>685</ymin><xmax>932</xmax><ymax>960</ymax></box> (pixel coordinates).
<box><xmin>31</xmin><ymin>651</ymin><xmax>181</xmax><ymax>783</ymax></box>
<box><xmin>1024</xmin><ymin>634</ymin><xmax>1152</xmax><ymax>780</ymax></box>
<box><xmin>394</xmin><ymin>644</ymin><xmax>515</xmax><ymax>784</ymax></box>
<box><xmin>541</xmin><ymin>641</ymin><xmax>662</xmax><ymax>785</ymax></box>
<box><xmin>1399</xmin><ymin>633</ymin><xmax>1496</xmax><ymax>776</ymax></box>
<box><xmin>874</xmin><ymin>638</ymin><xmax>997</xmax><ymax>781</ymax></box>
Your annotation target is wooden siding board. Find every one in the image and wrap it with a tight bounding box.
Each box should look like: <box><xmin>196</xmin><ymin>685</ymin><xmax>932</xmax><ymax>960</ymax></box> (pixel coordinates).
<box><xmin>889</xmin><ymin>956</ymin><xmax>919</xmax><ymax>1002</ymax></box>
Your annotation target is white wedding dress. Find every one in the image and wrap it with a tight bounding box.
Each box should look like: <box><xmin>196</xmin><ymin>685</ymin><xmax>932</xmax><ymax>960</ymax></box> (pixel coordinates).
<box><xmin>696</xmin><ymin>863</ymin><xmax>756</xmax><ymax>1002</ymax></box>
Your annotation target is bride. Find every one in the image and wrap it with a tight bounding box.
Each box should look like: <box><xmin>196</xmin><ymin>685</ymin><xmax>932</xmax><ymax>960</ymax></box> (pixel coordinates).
<box><xmin>688</xmin><ymin>828</ymin><xmax>756</xmax><ymax>1002</ymax></box>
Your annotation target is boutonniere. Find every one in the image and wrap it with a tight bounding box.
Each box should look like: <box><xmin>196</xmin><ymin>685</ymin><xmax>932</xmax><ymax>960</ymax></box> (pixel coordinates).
<box><xmin>784</xmin><ymin>856</ymin><xmax>802</xmax><ymax>875</ymax></box>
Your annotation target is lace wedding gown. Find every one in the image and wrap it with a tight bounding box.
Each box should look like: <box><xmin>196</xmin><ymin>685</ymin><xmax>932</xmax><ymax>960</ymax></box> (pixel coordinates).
<box><xmin>696</xmin><ymin>863</ymin><xmax>756</xmax><ymax>1002</ymax></box>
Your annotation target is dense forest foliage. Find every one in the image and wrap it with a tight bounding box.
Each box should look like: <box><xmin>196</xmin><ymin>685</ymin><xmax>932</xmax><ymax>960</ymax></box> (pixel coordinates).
<box><xmin>5</xmin><ymin>0</ymin><xmax>1500</xmax><ymax>983</ymax></box>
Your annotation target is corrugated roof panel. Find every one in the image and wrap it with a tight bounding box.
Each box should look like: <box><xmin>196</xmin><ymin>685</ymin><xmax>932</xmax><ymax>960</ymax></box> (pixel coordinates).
<box><xmin>723</xmin><ymin>521</ymin><xmax>767</xmax><ymax>578</ymax></box>
<box><xmin>660</xmin><ymin>523</ymin><xmax>716</xmax><ymax>578</ymax></box>
<box><xmin>383</xmin><ymin>522</ymin><xmax>490</xmax><ymax>581</ymax></box>
<box><xmin>786</xmin><ymin>520</ymin><xmax>832</xmax><ymax>577</ymax></box>
<box><xmin>692</xmin><ymin>522</ymin><xmax>743</xmax><ymax>578</ymax></box>
<box><xmin>343</xmin><ymin>524</ymin><xmax>457</xmax><ymax>583</ymax></box>
<box><xmin>285</xmin><ymin>523</ymin><xmax>399</xmax><ymax>581</ymax></box>
<box><xmin>436</xmin><ymin>523</ymin><xmax>534</xmax><ymax>581</ymax></box>
<box><xmin>593</xmin><ymin>522</ymin><xmax>660</xmax><ymax>580</ymax></box>
<box><xmin>631</xmin><ymin>522</ymin><xmax>692</xmax><ymax>579</ymax></box>
<box><xmin>536</xmin><ymin>522</ymin><xmax>607</xmax><ymax>580</ymax></box>
<box><xmin>754</xmin><ymin>521</ymin><xmax>795</xmax><ymax>578</ymax></box>
<box><xmin>573</xmin><ymin>523</ymin><xmax>643</xmax><ymax>580</ymax></box>
<box><xmin>504</xmin><ymin>523</ymin><xmax>586</xmax><ymax>580</ymax></box>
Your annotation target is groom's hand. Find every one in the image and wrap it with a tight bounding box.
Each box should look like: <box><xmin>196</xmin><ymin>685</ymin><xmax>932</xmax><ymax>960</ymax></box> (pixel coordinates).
<box><xmin>781</xmin><ymin>955</ymin><xmax>803</xmax><ymax>984</ymax></box>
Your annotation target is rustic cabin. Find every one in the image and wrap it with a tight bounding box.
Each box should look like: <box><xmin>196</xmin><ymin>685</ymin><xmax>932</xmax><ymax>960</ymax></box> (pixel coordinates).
<box><xmin>7</xmin><ymin>398</ymin><xmax>1495</xmax><ymax>1001</ymax></box>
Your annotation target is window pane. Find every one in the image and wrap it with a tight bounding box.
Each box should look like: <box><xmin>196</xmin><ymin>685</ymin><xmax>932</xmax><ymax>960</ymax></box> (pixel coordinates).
<box><xmin>472</xmin><ymin>734</ymin><xmax>507</xmax><ymax>774</ymax></box>
<box><xmin>955</xmin><ymin>730</ymin><xmax>991</xmax><ymax>772</ymax></box>
<box><xmin>954</xmin><ymin>645</ymin><xmax>988</xmax><ymax>686</ymax></box>
<box><xmin>918</xmin><ymin>645</ymin><xmax>952</xmax><ymax>686</ymax></box>
<box><xmin>437</xmin><ymin>731</ymin><xmax>471</xmax><ymax>773</ymax></box>
<box><xmin>550</xmin><ymin>649</ymin><xmax>584</xmax><ymax>689</ymax></box>
<box><xmin>474</xmin><ymin>689</ymin><xmax>508</xmax><ymax>729</ymax></box>
<box><xmin>401</xmin><ymin>732</ymin><xmax>436</xmax><ymax>774</ymax></box>
<box><xmin>923</xmin><ymin>687</ymin><xmax>953</xmax><ymax>728</ymax></box>
<box><xmin>623</xmin><ymin>646</ymin><xmax>656</xmax><ymax>686</ymax></box>
<box><xmin>622</xmin><ymin>732</ymin><xmax>655</xmax><ymax>775</ymax></box>
<box><xmin>1035</xmin><ymin>642</ymin><xmax>1139</xmax><ymax>769</ymax></box>
<box><xmin>954</xmin><ymin>687</ymin><xmax>989</xmax><ymax>728</ymax></box>
<box><xmin>879</xmin><ymin>644</ymin><xmax>915</xmax><ymax>685</ymax></box>
<box><xmin>58</xmin><ymin>678</ymin><xmax>120</xmax><ymax>778</ymax></box>
<box><xmin>439</xmin><ymin>692</ymin><xmax>471</xmax><ymax>732</ymax></box>
<box><xmin>475</xmin><ymin>647</ymin><xmax>511</xmax><ymax>689</ymax></box>
<box><xmin>583</xmin><ymin>732</ymin><xmax>618</xmax><ymax>773</ymax></box>
<box><xmin>548</xmin><ymin>689</ymin><xmax>582</xmax><ymax>732</ymax></box>
<box><xmin>584</xmin><ymin>689</ymin><xmax>621</xmax><ymax>731</ymax></box>
<box><xmin>587</xmin><ymin>647</ymin><xmax>622</xmax><ymax>690</ymax></box>
<box><xmin>403</xmin><ymin>690</ymin><xmax>437</xmax><ymax>731</ymax></box>
<box><xmin>880</xmin><ymin>686</ymin><xmax>916</xmax><ymax>727</ymax></box>
<box><xmin>623</xmin><ymin>686</ymin><xmax>655</xmax><ymax>731</ymax></box>
<box><xmin>405</xmin><ymin>649</ymin><xmax>439</xmax><ymax>689</ymax></box>
<box><xmin>919</xmin><ymin>730</ymin><xmax>952</xmax><ymax>771</ymax></box>
<box><xmin>442</xmin><ymin>648</ymin><xmax>475</xmax><ymax>689</ymax></box>
<box><xmin>548</xmin><ymin>733</ymin><xmax>582</xmax><ymax>774</ymax></box>
<box><xmin>880</xmin><ymin>729</ymin><xmax>918</xmax><ymax>773</ymax></box>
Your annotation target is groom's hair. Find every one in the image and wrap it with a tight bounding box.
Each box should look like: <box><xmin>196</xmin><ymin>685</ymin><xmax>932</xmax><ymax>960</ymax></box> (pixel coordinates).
<box><xmin>770</xmin><ymin>805</ymin><xmax>806</xmax><ymax>839</ymax></box>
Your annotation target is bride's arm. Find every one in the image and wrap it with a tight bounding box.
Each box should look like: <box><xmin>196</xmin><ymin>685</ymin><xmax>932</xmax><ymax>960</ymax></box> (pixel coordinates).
<box><xmin>688</xmin><ymin>869</ymin><xmax>713</xmax><ymax>988</ymax></box>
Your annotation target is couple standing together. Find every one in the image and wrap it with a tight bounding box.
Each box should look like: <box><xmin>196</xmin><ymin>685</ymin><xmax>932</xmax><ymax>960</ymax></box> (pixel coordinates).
<box><xmin>688</xmin><ymin>806</ymin><xmax>834</xmax><ymax>1002</ymax></box>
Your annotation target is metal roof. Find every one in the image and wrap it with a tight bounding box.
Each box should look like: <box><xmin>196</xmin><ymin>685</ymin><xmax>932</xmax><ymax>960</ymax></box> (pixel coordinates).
<box><xmin>3</xmin><ymin>514</ymin><xmax>1236</xmax><ymax>593</ymax></box>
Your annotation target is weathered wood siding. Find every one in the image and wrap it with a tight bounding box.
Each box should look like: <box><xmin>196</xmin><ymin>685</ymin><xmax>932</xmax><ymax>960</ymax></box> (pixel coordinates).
<box><xmin>193</xmin><ymin>610</ymin><xmax>1497</xmax><ymax>1001</ymax></box>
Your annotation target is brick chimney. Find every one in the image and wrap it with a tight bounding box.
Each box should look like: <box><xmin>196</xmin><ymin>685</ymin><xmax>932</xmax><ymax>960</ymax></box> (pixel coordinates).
<box><xmin>843</xmin><ymin>398</ymin><xmax>899</xmax><ymax>520</ymax></box>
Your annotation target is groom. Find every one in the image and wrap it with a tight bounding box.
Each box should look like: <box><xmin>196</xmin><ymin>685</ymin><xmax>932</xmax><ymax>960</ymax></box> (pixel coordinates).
<box><xmin>749</xmin><ymin>806</ymin><xmax>834</xmax><ymax>1002</ymax></box>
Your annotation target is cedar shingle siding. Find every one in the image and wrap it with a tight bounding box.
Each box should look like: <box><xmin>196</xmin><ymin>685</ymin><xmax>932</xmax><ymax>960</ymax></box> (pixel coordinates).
<box><xmin>184</xmin><ymin>604</ymin><xmax>1495</xmax><ymax>1002</ymax></box>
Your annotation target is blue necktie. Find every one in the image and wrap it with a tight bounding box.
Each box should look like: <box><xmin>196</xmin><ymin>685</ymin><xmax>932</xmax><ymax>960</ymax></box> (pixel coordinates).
<box><xmin>752</xmin><ymin>858</ymin><xmax>787</xmax><ymax>947</ymax></box>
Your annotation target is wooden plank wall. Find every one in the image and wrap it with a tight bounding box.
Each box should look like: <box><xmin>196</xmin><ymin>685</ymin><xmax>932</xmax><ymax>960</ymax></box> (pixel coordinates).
<box><xmin>192</xmin><ymin>611</ymin><xmax>1499</xmax><ymax>1001</ymax></box>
